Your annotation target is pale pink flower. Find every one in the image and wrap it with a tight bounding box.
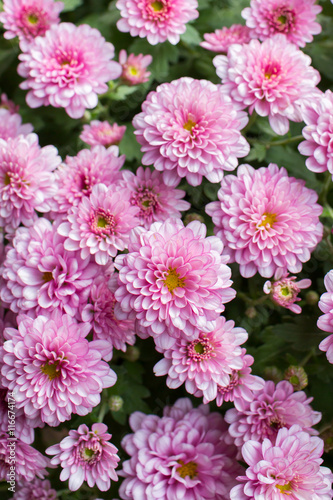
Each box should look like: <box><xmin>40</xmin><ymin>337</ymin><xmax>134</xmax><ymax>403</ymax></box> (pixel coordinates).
<box><xmin>0</xmin><ymin>108</ymin><xmax>33</xmax><ymax>140</ymax></box>
<box><xmin>242</xmin><ymin>0</ymin><xmax>322</xmax><ymax>48</ymax></box>
<box><xmin>215</xmin><ymin>350</ymin><xmax>265</xmax><ymax>407</ymax></box>
<box><xmin>0</xmin><ymin>133</ymin><xmax>61</xmax><ymax>235</ymax></box>
<box><xmin>13</xmin><ymin>479</ymin><xmax>57</xmax><ymax>500</ymax></box>
<box><xmin>121</xmin><ymin>166</ymin><xmax>190</xmax><ymax>229</ymax></box>
<box><xmin>0</xmin><ymin>93</ymin><xmax>19</xmax><ymax>113</ymax></box>
<box><xmin>46</xmin><ymin>423</ymin><xmax>119</xmax><ymax>492</ymax></box>
<box><xmin>264</xmin><ymin>269</ymin><xmax>311</xmax><ymax>313</ymax></box>
<box><xmin>154</xmin><ymin>316</ymin><xmax>248</xmax><ymax>403</ymax></box>
<box><xmin>214</xmin><ymin>34</ymin><xmax>320</xmax><ymax>135</ymax></box>
<box><xmin>115</xmin><ymin>218</ymin><xmax>236</xmax><ymax>345</ymax></box>
<box><xmin>206</xmin><ymin>163</ymin><xmax>323</xmax><ymax>278</ymax></box>
<box><xmin>299</xmin><ymin>90</ymin><xmax>333</xmax><ymax>178</ymax></box>
<box><xmin>225</xmin><ymin>380</ymin><xmax>321</xmax><ymax>449</ymax></box>
<box><xmin>0</xmin><ymin>387</ymin><xmax>36</xmax><ymax>443</ymax></box>
<box><xmin>18</xmin><ymin>23</ymin><xmax>122</xmax><ymax>119</ymax></box>
<box><xmin>317</xmin><ymin>270</ymin><xmax>333</xmax><ymax>363</ymax></box>
<box><xmin>79</xmin><ymin>274</ymin><xmax>136</xmax><ymax>361</ymax></box>
<box><xmin>53</xmin><ymin>146</ymin><xmax>125</xmax><ymax>215</ymax></box>
<box><xmin>0</xmin><ymin>218</ymin><xmax>99</xmax><ymax>316</ymax></box>
<box><xmin>116</xmin><ymin>0</ymin><xmax>199</xmax><ymax>45</ymax></box>
<box><xmin>0</xmin><ymin>0</ymin><xmax>63</xmax><ymax>50</ymax></box>
<box><xmin>58</xmin><ymin>183</ymin><xmax>139</xmax><ymax>265</ymax></box>
<box><xmin>200</xmin><ymin>24</ymin><xmax>254</xmax><ymax>52</ymax></box>
<box><xmin>0</xmin><ymin>433</ymin><xmax>50</xmax><ymax>482</ymax></box>
<box><xmin>133</xmin><ymin>77</ymin><xmax>249</xmax><ymax>186</ymax></box>
<box><xmin>80</xmin><ymin>121</ymin><xmax>126</xmax><ymax>147</ymax></box>
<box><xmin>119</xmin><ymin>49</ymin><xmax>152</xmax><ymax>85</ymax></box>
<box><xmin>0</xmin><ymin>310</ymin><xmax>117</xmax><ymax>426</ymax></box>
<box><xmin>230</xmin><ymin>425</ymin><xmax>333</xmax><ymax>500</ymax></box>
<box><xmin>119</xmin><ymin>398</ymin><xmax>242</xmax><ymax>499</ymax></box>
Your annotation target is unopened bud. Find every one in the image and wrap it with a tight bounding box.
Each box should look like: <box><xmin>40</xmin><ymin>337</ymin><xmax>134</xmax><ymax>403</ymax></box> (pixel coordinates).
<box><xmin>284</xmin><ymin>365</ymin><xmax>308</xmax><ymax>391</ymax></box>
<box><xmin>263</xmin><ymin>366</ymin><xmax>283</xmax><ymax>384</ymax></box>
<box><xmin>320</xmin><ymin>426</ymin><xmax>333</xmax><ymax>453</ymax></box>
<box><xmin>184</xmin><ymin>213</ymin><xmax>204</xmax><ymax>226</ymax></box>
<box><xmin>305</xmin><ymin>290</ymin><xmax>319</xmax><ymax>306</ymax></box>
<box><xmin>245</xmin><ymin>306</ymin><xmax>257</xmax><ymax>319</ymax></box>
<box><xmin>123</xmin><ymin>346</ymin><xmax>140</xmax><ymax>362</ymax></box>
<box><xmin>109</xmin><ymin>395</ymin><xmax>124</xmax><ymax>412</ymax></box>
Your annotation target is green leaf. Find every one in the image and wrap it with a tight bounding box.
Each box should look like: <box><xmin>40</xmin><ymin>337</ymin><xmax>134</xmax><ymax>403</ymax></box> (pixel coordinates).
<box><xmin>62</xmin><ymin>0</ymin><xmax>83</xmax><ymax>12</ymax></box>
<box><xmin>119</xmin><ymin>123</ymin><xmax>142</xmax><ymax>162</ymax></box>
<box><xmin>245</xmin><ymin>142</ymin><xmax>267</xmax><ymax>163</ymax></box>
<box><xmin>180</xmin><ymin>24</ymin><xmax>202</xmax><ymax>45</ymax></box>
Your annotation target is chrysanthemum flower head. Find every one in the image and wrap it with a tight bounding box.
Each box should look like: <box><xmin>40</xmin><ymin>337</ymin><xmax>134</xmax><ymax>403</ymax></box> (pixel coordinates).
<box><xmin>214</xmin><ymin>34</ymin><xmax>320</xmax><ymax>135</ymax></box>
<box><xmin>206</xmin><ymin>163</ymin><xmax>323</xmax><ymax>278</ymax></box>
<box><xmin>133</xmin><ymin>77</ymin><xmax>249</xmax><ymax>186</ymax></box>
<box><xmin>0</xmin><ymin>386</ymin><xmax>37</xmax><ymax>444</ymax></box>
<box><xmin>115</xmin><ymin>218</ymin><xmax>236</xmax><ymax>344</ymax></box>
<box><xmin>80</xmin><ymin>121</ymin><xmax>126</xmax><ymax>148</ymax></box>
<box><xmin>264</xmin><ymin>269</ymin><xmax>311</xmax><ymax>313</ymax></box>
<box><xmin>120</xmin><ymin>166</ymin><xmax>190</xmax><ymax>229</ymax></box>
<box><xmin>241</xmin><ymin>0</ymin><xmax>322</xmax><ymax>48</ymax></box>
<box><xmin>119</xmin><ymin>398</ymin><xmax>242</xmax><ymax>499</ymax></box>
<box><xmin>0</xmin><ymin>0</ymin><xmax>64</xmax><ymax>50</ymax></box>
<box><xmin>46</xmin><ymin>423</ymin><xmax>120</xmax><ymax>492</ymax></box>
<box><xmin>317</xmin><ymin>270</ymin><xmax>333</xmax><ymax>364</ymax></box>
<box><xmin>0</xmin><ymin>93</ymin><xmax>19</xmax><ymax>114</ymax></box>
<box><xmin>13</xmin><ymin>479</ymin><xmax>57</xmax><ymax>500</ymax></box>
<box><xmin>230</xmin><ymin>425</ymin><xmax>333</xmax><ymax>500</ymax></box>
<box><xmin>200</xmin><ymin>24</ymin><xmax>254</xmax><ymax>53</ymax></box>
<box><xmin>18</xmin><ymin>23</ymin><xmax>122</xmax><ymax>118</ymax></box>
<box><xmin>0</xmin><ymin>108</ymin><xmax>33</xmax><ymax>140</ymax></box>
<box><xmin>225</xmin><ymin>380</ymin><xmax>321</xmax><ymax>449</ymax></box>
<box><xmin>0</xmin><ymin>310</ymin><xmax>117</xmax><ymax>426</ymax></box>
<box><xmin>119</xmin><ymin>50</ymin><xmax>152</xmax><ymax>86</ymax></box>
<box><xmin>116</xmin><ymin>0</ymin><xmax>199</xmax><ymax>45</ymax></box>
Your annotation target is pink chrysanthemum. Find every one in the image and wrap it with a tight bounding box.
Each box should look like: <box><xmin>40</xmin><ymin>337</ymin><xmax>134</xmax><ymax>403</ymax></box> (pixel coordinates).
<box><xmin>18</xmin><ymin>23</ymin><xmax>122</xmax><ymax>119</ymax></box>
<box><xmin>230</xmin><ymin>425</ymin><xmax>333</xmax><ymax>500</ymax></box>
<box><xmin>214</xmin><ymin>34</ymin><xmax>320</xmax><ymax>135</ymax></box>
<box><xmin>116</xmin><ymin>0</ymin><xmax>199</xmax><ymax>45</ymax></box>
<box><xmin>119</xmin><ymin>398</ymin><xmax>242</xmax><ymax>500</ymax></box>
<box><xmin>0</xmin><ymin>93</ymin><xmax>19</xmax><ymax>114</ymax></box>
<box><xmin>0</xmin><ymin>218</ymin><xmax>99</xmax><ymax>316</ymax></box>
<box><xmin>80</xmin><ymin>121</ymin><xmax>126</xmax><ymax>148</ymax></box>
<box><xmin>264</xmin><ymin>269</ymin><xmax>311</xmax><ymax>313</ymax></box>
<box><xmin>79</xmin><ymin>274</ymin><xmax>136</xmax><ymax>361</ymax></box>
<box><xmin>0</xmin><ymin>133</ymin><xmax>61</xmax><ymax>235</ymax></box>
<box><xmin>154</xmin><ymin>316</ymin><xmax>248</xmax><ymax>403</ymax></box>
<box><xmin>0</xmin><ymin>387</ymin><xmax>37</xmax><ymax>443</ymax></box>
<box><xmin>317</xmin><ymin>270</ymin><xmax>333</xmax><ymax>364</ymax></box>
<box><xmin>58</xmin><ymin>183</ymin><xmax>139</xmax><ymax>265</ymax></box>
<box><xmin>53</xmin><ymin>146</ymin><xmax>125</xmax><ymax>215</ymax></box>
<box><xmin>241</xmin><ymin>0</ymin><xmax>322</xmax><ymax>48</ymax></box>
<box><xmin>206</xmin><ymin>163</ymin><xmax>323</xmax><ymax>278</ymax></box>
<box><xmin>0</xmin><ymin>433</ymin><xmax>50</xmax><ymax>482</ymax></box>
<box><xmin>120</xmin><ymin>166</ymin><xmax>190</xmax><ymax>229</ymax></box>
<box><xmin>119</xmin><ymin>49</ymin><xmax>152</xmax><ymax>85</ymax></box>
<box><xmin>225</xmin><ymin>380</ymin><xmax>321</xmax><ymax>449</ymax></box>
<box><xmin>200</xmin><ymin>24</ymin><xmax>254</xmax><ymax>53</ymax></box>
<box><xmin>46</xmin><ymin>423</ymin><xmax>119</xmax><ymax>492</ymax></box>
<box><xmin>299</xmin><ymin>90</ymin><xmax>333</xmax><ymax>178</ymax></box>
<box><xmin>115</xmin><ymin>218</ymin><xmax>236</xmax><ymax>344</ymax></box>
<box><xmin>0</xmin><ymin>108</ymin><xmax>33</xmax><ymax>140</ymax></box>
<box><xmin>133</xmin><ymin>77</ymin><xmax>250</xmax><ymax>186</ymax></box>
<box><xmin>215</xmin><ymin>350</ymin><xmax>265</xmax><ymax>407</ymax></box>
<box><xmin>13</xmin><ymin>479</ymin><xmax>57</xmax><ymax>500</ymax></box>
<box><xmin>0</xmin><ymin>310</ymin><xmax>117</xmax><ymax>426</ymax></box>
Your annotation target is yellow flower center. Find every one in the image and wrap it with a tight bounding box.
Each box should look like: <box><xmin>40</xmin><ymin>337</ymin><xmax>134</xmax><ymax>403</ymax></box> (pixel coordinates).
<box><xmin>163</xmin><ymin>268</ymin><xmax>185</xmax><ymax>293</ymax></box>
<box><xmin>129</xmin><ymin>66</ymin><xmax>138</xmax><ymax>75</ymax></box>
<box><xmin>97</xmin><ymin>216</ymin><xmax>107</xmax><ymax>228</ymax></box>
<box><xmin>41</xmin><ymin>361</ymin><xmax>61</xmax><ymax>381</ymax></box>
<box><xmin>42</xmin><ymin>271</ymin><xmax>53</xmax><ymax>283</ymax></box>
<box><xmin>183</xmin><ymin>117</ymin><xmax>196</xmax><ymax>133</ymax></box>
<box><xmin>194</xmin><ymin>342</ymin><xmax>204</xmax><ymax>354</ymax></box>
<box><xmin>151</xmin><ymin>1</ymin><xmax>164</xmax><ymax>11</ymax></box>
<box><xmin>28</xmin><ymin>13</ymin><xmax>39</xmax><ymax>24</ymax></box>
<box><xmin>259</xmin><ymin>212</ymin><xmax>277</xmax><ymax>228</ymax></box>
<box><xmin>276</xmin><ymin>482</ymin><xmax>293</xmax><ymax>494</ymax></box>
<box><xmin>177</xmin><ymin>460</ymin><xmax>198</xmax><ymax>479</ymax></box>
<box><xmin>278</xmin><ymin>14</ymin><xmax>287</xmax><ymax>24</ymax></box>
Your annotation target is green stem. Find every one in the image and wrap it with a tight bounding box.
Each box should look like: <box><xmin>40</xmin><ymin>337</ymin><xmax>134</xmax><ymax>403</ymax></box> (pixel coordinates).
<box><xmin>237</xmin><ymin>290</ymin><xmax>269</xmax><ymax>306</ymax></box>
<box><xmin>97</xmin><ymin>401</ymin><xmax>108</xmax><ymax>423</ymax></box>
<box><xmin>299</xmin><ymin>347</ymin><xmax>316</xmax><ymax>368</ymax></box>
<box><xmin>319</xmin><ymin>171</ymin><xmax>332</xmax><ymax>206</ymax></box>
<box><xmin>242</xmin><ymin>111</ymin><xmax>258</xmax><ymax>133</ymax></box>
<box><xmin>265</xmin><ymin>134</ymin><xmax>303</xmax><ymax>147</ymax></box>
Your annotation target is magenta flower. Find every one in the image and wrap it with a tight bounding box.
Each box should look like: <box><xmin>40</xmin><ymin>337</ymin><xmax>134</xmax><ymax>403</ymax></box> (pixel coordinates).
<box><xmin>154</xmin><ymin>316</ymin><xmax>248</xmax><ymax>403</ymax></box>
<box><xmin>225</xmin><ymin>380</ymin><xmax>321</xmax><ymax>449</ymax></box>
<box><xmin>119</xmin><ymin>50</ymin><xmax>152</xmax><ymax>86</ymax></box>
<box><xmin>13</xmin><ymin>479</ymin><xmax>57</xmax><ymax>500</ymax></box>
<box><xmin>119</xmin><ymin>398</ymin><xmax>242</xmax><ymax>499</ymax></box>
<box><xmin>299</xmin><ymin>90</ymin><xmax>333</xmax><ymax>178</ymax></box>
<box><xmin>200</xmin><ymin>24</ymin><xmax>254</xmax><ymax>53</ymax></box>
<box><xmin>46</xmin><ymin>423</ymin><xmax>120</xmax><ymax>492</ymax></box>
<box><xmin>0</xmin><ymin>0</ymin><xmax>63</xmax><ymax>50</ymax></box>
<box><xmin>317</xmin><ymin>270</ymin><xmax>333</xmax><ymax>364</ymax></box>
<box><xmin>230</xmin><ymin>426</ymin><xmax>333</xmax><ymax>500</ymax></box>
<box><xmin>58</xmin><ymin>183</ymin><xmax>139</xmax><ymax>265</ymax></box>
<box><xmin>53</xmin><ymin>146</ymin><xmax>125</xmax><ymax>215</ymax></box>
<box><xmin>121</xmin><ymin>166</ymin><xmax>190</xmax><ymax>229</ymax></box>
<box><xmin>0</xmin><ymin>433</ymin><xmax>50</xmax><ymax>482</ymax></box>
<box><xmin>133</xmin><ymin>77</ymin><xmax>249</xmax><ymax>186</ymax></box>
<box><xmin>264</xmin><ymin>269</ymin><xmax>311</xmax><ymax>313</ymax></box>
<box><xmin>79</xmin><ymin>274</ymin><xmax>136</xmax><ymax>361</ymax></box>
<box><xmin>115</xmin><ymin>218</ymin><xmax>236</xmax><ymax>344</ymax></box>
<box><xmin>0</xmin><ymin>310</ymin><xmax>117</xmax><ymax>426</ymax></box>
<box><xmin>80</xmin><ymin>121</ymin><xmax>126</xmax><ymax>148</ymax></box>
<box><xmin>116</xmin><ymin>0</ymin><xmax>199</xmax><ymax>45</ymax></box>
<box><xmin>0</xmin><ymin>108</ymin><xmax>33</xmax><ymax>140</ymax></box>
<box><xmin>18</xmin><ymin>23</ymin><xmax>122</xmax><ymax>119</ymax></box>
<box><xmin>0</xmin><ymin>218</ymin><xmax>99</xmax><ymax>316</ymax></box>
<box><xmin>214</xmin><ymin>34</ymin><xmax>320</xmax><ymax>135</ymax></box>
<box><xmin>0</xmin><ymin>133</ymin><xmax>61</xmax><ymax>235</ymax></box>
<box><xmin>206</xmin><ymin>163</ymin><xmax>323</xmax><ymax>278</ymax></box>
<box><xmin>242</xmin><ymin>0</ymin><xmax>322</xmax><ymax>48</ymax></box>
